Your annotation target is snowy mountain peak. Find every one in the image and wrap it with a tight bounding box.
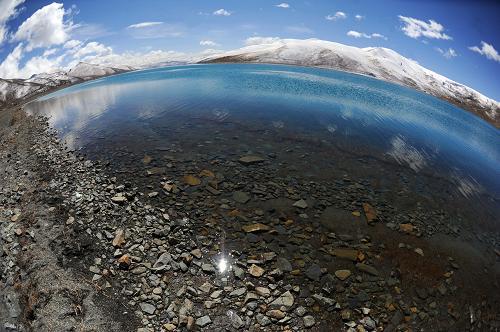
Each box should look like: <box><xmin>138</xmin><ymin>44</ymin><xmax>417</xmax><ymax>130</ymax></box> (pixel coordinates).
<box><xmin>0</xmin><ymin>63</ymin><xmax>131</xmax><ymax>108</ymax></box>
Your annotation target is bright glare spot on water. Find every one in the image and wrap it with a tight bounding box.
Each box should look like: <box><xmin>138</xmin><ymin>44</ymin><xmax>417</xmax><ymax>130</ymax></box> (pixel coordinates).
<box><xmin>218</xmin><ymin>257</ymin><xmax>228</xmax><ymax>273</ymax></box>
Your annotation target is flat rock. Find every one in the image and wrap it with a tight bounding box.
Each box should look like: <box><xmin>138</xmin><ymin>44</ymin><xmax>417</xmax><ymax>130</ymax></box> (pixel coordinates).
<box><xmin>356</xmin><ymin>263</ymin><xmax>379</xmax><ymax>276</ymax></box>
<box><xmin>202</xmin><ymin>263</ymin><xmax>215</xmax><ymax>273</ymax></box>
<box><xmin>303</xmin><ymin>315</ymin><xmax>315</xmax><ymax>328</ymax></box>
<box><xmin>139</xmin><ymin>302</ymin><xmax>156</xmax><ymax>315</ymax></box>
<box><xmin>276</xmin><ymin>257</ymin><xmax>292</xmax><ymax>272</ymax></box>
<box><xmin>229</xmin><ymin>287</ymin><xmax>246</xmax><ymax>297</ymax></box>
<box><xmin>332</xmin><ymin>248</ymin><xmax>359</xmax><ymax>261</ymax></box>
<box><xmin>238</xmin><ymin>155</ymin><xmax>265</xmax><ymax>165</ymax></box>
<box><xmin>335</xmin><ymin>269</ymin><xmax>352</xmax><ymax>281</ymax></box>
<box><xmin>111</xmin><ymin>195</ymin><xmax>127</xmax><ymax>203</ymax></box>
<box><xmin>112</xmin><ymin>229</ymin><xmax>126</xmax><ymax>247</ymax></box>
<box><xmin>153</xmin><ymin>252</ymin><xmax>172</xmax><ymax>270</ymax></box>
<box><xmin>195</xmin><ymin>315</ymin><xmax>212</xmax><ymax>327</ymax></box>
<box><xmin>233</xmin><ymin>191</ymin><xmax>250</xmax><ymax>204</ymax></box>
<box><xmin>293</xmin><ymin>199</ymin><xmax>308</xmax><ymax>209</ymax></box>
<box><xmin>242</xmin><ymin>223</ymin><xmax>270</xmax><ymax>233</ymax></box>
<box><xmin>270</xmin><ymin>291</ymin><xmax>294</xmax><ymax>307</ymax></box>
<box><xmin>230</xmin><ymin>312</ymin><xmax>244</xmax><ymax>329</ymax></box>
<box><xmin>183</xmin><ymin>175</ymin><xmax>201</xmax><ymax>186</ymax></box>
<box><xmin>233</xmin><ymin>265</ymin><xmax>245</xmax><ymax>279</ymax></box>
<box><xmin>267</xmin><ymin>309</ymin><xmax>285</xmax><ymax>319</ymax></box>
<box><xmin>363</xmin><ymin>203</ymin><xmax>377</xmax><ymax>223</ymax></box>
<box><xmin>305</xmin><ymin>264</ymin><xmax>322</xmax><ymax>281</ymax></box>
<box><xmin>249</xmin><ymin>264</ymin><xmax>265</xmax><ymax>277</ymax></box>
<box><xmin>399</xmin><ymin>223</ymin><xmax>414</xmax><ymax>233</ymax></box>
<box><xmin>255</xmin><ymin>287</ymin><xmax>270</xmax><ymax>297</ymax></box>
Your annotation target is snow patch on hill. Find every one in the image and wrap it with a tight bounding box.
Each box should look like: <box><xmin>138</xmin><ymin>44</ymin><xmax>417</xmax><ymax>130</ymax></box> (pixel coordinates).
<box><xmin>0</xmin><ymin>62</ymin><xmax>131</xmax><ymax>107</ymax></box>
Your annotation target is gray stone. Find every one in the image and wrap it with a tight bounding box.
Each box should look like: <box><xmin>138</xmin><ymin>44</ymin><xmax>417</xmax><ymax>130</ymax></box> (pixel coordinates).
<box><xmin>202</xmin><ymin>263</ymin><xmax>215</xmax><ymax>273</ymax></box>
<box><xmin>139</xmin><ymin>302</ymin><xmax>156</xmax><ymax>315</ymax></box>
<box><xmin>276</xmin><ymin>257</ymin><xmax>292</xmax><ymax>272</ymax></box>
<box><xmin>195</xmin><ymin>315</ymin><xmax>212</xmax><ymax>327</ymax></box>
<box><xmin>153</xmin><ymin>252</ymin><xmax>172</xmax><ymax>270</ymax></box>
<box><xmin>356</xmin><ymin>263</ymin><xmax>379</xmax><ymax>276</ymax></box>
<box><xmin>303</xmin><ymin>315</ymin><xmax>315</xmax><ymax>328</ymax></box>
<box><xmin>230</xmin><ymin>287</ymin><xmax>246</xmax><ymax>297</ymax></box>
<box><xmin>305</xmin><ymin>264</ymin><xmax>322</xmax><ymax>281</ymax></box>
<box><xmin>293</xmin><ymin>199</ymin><xmax>308</xmax><ymax>209</ymax></box>
<box><xmin>239</xmin><ymin>155</ymin><xmax>265</xmax><ymax>165</ymax></box>
<box><xmin>270</xmin><ymin>291</ymin><xmax>294</xmax><ymax>307</ymax></box>
<box><xmin>233</xmin><ymin>265</ymin><xmax>245</xmax><ymax>279</ymax></box>
<box><xmin>233</xmin><ymin>191</ymin><xmax>250</xmax><ymax>204</ymax></box>
<box><xmin>229</xmin><ymin>311</ymin><xmax>244</xmax><ymax>329</ymax></box>
<box><xmin>295</xmin><ymin>306</ymin><xmax>306</xmax><ymax>317</ymax></box>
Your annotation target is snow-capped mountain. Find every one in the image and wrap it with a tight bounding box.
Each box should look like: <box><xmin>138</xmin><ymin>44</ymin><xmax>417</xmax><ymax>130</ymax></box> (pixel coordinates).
<box><xmin>0</xmin><ymin>62</ymin><xmax>132</xmax><ymax>108</ymax></box>
<box><xmin>201</xmin><ymin>38</ymin><xmax>500</xmax><ymax>127</ymax></box>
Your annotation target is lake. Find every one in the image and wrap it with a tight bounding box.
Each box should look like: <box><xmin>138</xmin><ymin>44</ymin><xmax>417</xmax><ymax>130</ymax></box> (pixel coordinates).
<box><xmin>24</xmin><ymin>64</ymin><xmax>499</xmax><ymax>229</ymax></box>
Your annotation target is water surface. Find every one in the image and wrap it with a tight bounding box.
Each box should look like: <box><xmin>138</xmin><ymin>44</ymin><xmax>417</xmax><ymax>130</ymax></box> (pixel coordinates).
<box><xmin>25</xmin><ymin>64</ymin><xmax>500</xmax><ymax>226</ymax></box>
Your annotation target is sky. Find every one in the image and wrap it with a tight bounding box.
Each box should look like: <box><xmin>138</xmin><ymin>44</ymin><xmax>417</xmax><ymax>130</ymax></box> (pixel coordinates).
<box><xmin>0</xmin><ymin>0</ymin><xmax>499</xmax><ymax>100</ymax></box>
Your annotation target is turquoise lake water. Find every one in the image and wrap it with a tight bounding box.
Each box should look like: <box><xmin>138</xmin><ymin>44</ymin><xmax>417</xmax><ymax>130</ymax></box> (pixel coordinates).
<box><xmin>25</xmin><ymin>64</ymin><xmax>499</xmax><ymax>221</ymax></box>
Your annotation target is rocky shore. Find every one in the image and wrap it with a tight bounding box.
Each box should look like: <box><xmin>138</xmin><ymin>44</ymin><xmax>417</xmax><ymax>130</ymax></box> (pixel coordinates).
<box><xmin>1</xmin><ymin>107</ymin><xmax>499</xmax><ymax>332</ymax></box>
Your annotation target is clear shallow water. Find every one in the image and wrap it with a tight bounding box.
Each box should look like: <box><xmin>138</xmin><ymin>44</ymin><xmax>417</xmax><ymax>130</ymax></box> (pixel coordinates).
<box><xmin>25</xmin><ymin>64</ymin><xmax>499</xmax><ymax>222</ymax></box>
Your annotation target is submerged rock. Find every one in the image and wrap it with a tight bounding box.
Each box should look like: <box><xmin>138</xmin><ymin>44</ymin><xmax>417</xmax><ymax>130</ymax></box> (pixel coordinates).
<box><xmin>238</xmin><ymin>155</ymin><xmax>265</xmax><ymax>165</ymax></box>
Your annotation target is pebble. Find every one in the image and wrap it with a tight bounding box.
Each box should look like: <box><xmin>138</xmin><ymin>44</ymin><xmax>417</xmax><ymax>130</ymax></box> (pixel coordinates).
<box><xmin>305</xmin><ymin>264</ymin><xmax>322</xmax><ymax>281</ymax></box>
<box><xmin>238</xmin><ymin>155</ymin><xmax>265</xmax><ymax>165</ymax></box>
<box><xmin>242</xmin><ymin>223</ymin><xmax>270</xmax><ymax>233</ymax></box>
<box><xmin>270</xmin><ymin>291</ymin><xmax>294</xmax><ymax>307</ymax></box>
<box><xmin>356</xmin><ymin>263</ymin><xmax>379</xmax><ymax>276</ymax></box>
<box><xmin>195</xmin><ymin>315</ymin><xmax>212</xmax><ymax>327</ymax></box>
<box><xmin>266</xmin><ymin>309</ymin><xmax>285</xmax><ymax>319</ymax></box>
<box><xmin>335</xmin><ymin>269</ymin><xmax>352</xmax><ymax>281</ymax></box>
<box><xmin>303</xmin><ymin>315</ymin><xmax>315</xmax><ymax>328</ymax></box>
<box><xmin>139</xmin><ymin>302</ymin><xmax>156</xmax><ymax>315</ymax></box>
<box><xmin>293</xmin><ymin>199</ymin><xmax>308</xmax><ymax>209</ymax></box>
<box><xmin>248</xmin><ymin>264</ymin><xmax>265</xmax><ymax>277</ymax></box>
<box><xmin>233</xmin><ymin>191</ymin><xmax>250</xmax><ymax>203</ymax></box>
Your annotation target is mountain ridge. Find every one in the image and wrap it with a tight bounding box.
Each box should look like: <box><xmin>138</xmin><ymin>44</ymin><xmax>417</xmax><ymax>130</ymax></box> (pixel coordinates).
<box><xmin>0</xmin><ymin>62</ymin><xmax>131</xmax><ymax>109</ymax></box>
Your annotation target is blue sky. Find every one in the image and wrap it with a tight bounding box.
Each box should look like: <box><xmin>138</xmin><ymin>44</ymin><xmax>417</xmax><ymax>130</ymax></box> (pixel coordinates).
<box><xmin>0</xmin><ymin>0</ymin><xmax>499</xmax><ymax>100</ymax></box>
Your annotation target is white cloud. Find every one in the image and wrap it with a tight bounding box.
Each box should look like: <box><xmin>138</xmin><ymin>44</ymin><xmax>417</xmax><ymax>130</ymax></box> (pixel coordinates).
<box><xmin>77</xmin><ymin>49</ymin><xmax>188</xmax><ymax>69</ymax></box>
<box><xmin>469</xmin><ymin>41</ymin><xmax>500</xmax><ymax>62</ymax></box>
<box><xmin>71</xmin><ymin>23</ymin><xmax>111</xmax><ymax>39</ymax></box>
<box><xmin>72</xmin><ymin>41</ymin><xmax>112</xmax><ymax>58</ymax></box>
<box><xmin>436</xmin><ymin>47</ymin><xmax>457</xmax><ymax>59</ymax></box>
<box><xmin>127</xmin><ymin>22</ymin><xmax>163</xmax><ymax>29</ymax></box>
<box><xmin>355</xmin><ymin>14</ymin><xmax>365</xmax><ymax>21</ymax></box>
<box><xmin>213</xmin><ymin>9</ymin><xmax>231</xmax><ymax>16</ymax></box>
<box><xmin>126</xmin><ymin>23</ymin><xmax>184</xmax><ymax>39</ymax></box>
<box><xmin>0</xmin><ymin>43</ymin><xmax>63</xmax><ymax>78</ymax></box>
<box><xmin>347</xmin><ymin>30</ymin><xmax>387</xmax><ymax>40</ymax></box>
<box><xmin>326</xmin><ymin>12</ymin><xmax>347</xmax><ymax>21</ymax></box>
<box><xmin>275</xmin><ymin>3</ymin><xmax>290</xmax><ymax>8</ymax></box>
<box><xmin>13</xmin><ymin>2</ymin><xmax>73</xmax><ymax>51</ymax></box>
<box><xmin>63</xmin><ymin>39</ymin><xmax>81</xmax><ymax>49</ymax></box>
<box><xmin>0</xmin><ymin>43</ymin><xmax>23</xmax><ymax>77</ymax></box>
<box><xmin>245</xmin><ymin>37</ymin><xmax>282</xmax><ymax>46</ymax></box>
<box><xmin>200</xmin><ymin>40</ymin><xmax>218</xmax><ymax>47</ymax></box>
<box><xmin>371</xmin><ymin>33</ymin><xmax>386</xmax><ymax>39</ymax></box>
<box><xmin>347</xmin><ymin>31</ymin><xmax>363</xmax><ymax>38</ymax></box>
<box><xmin>43</xmin><ymin>48</ymin><xmax>58</xmax><ymax>57</ymax></box>
<box><xmin>0</xmin><ymin>0</ymin><xmax>24</xmax><ymax>45</ymax></box>
<box><xmin>398</xmin><ymin>15</ymin><xmax>451</xmax><ymax>40</ymax></box>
